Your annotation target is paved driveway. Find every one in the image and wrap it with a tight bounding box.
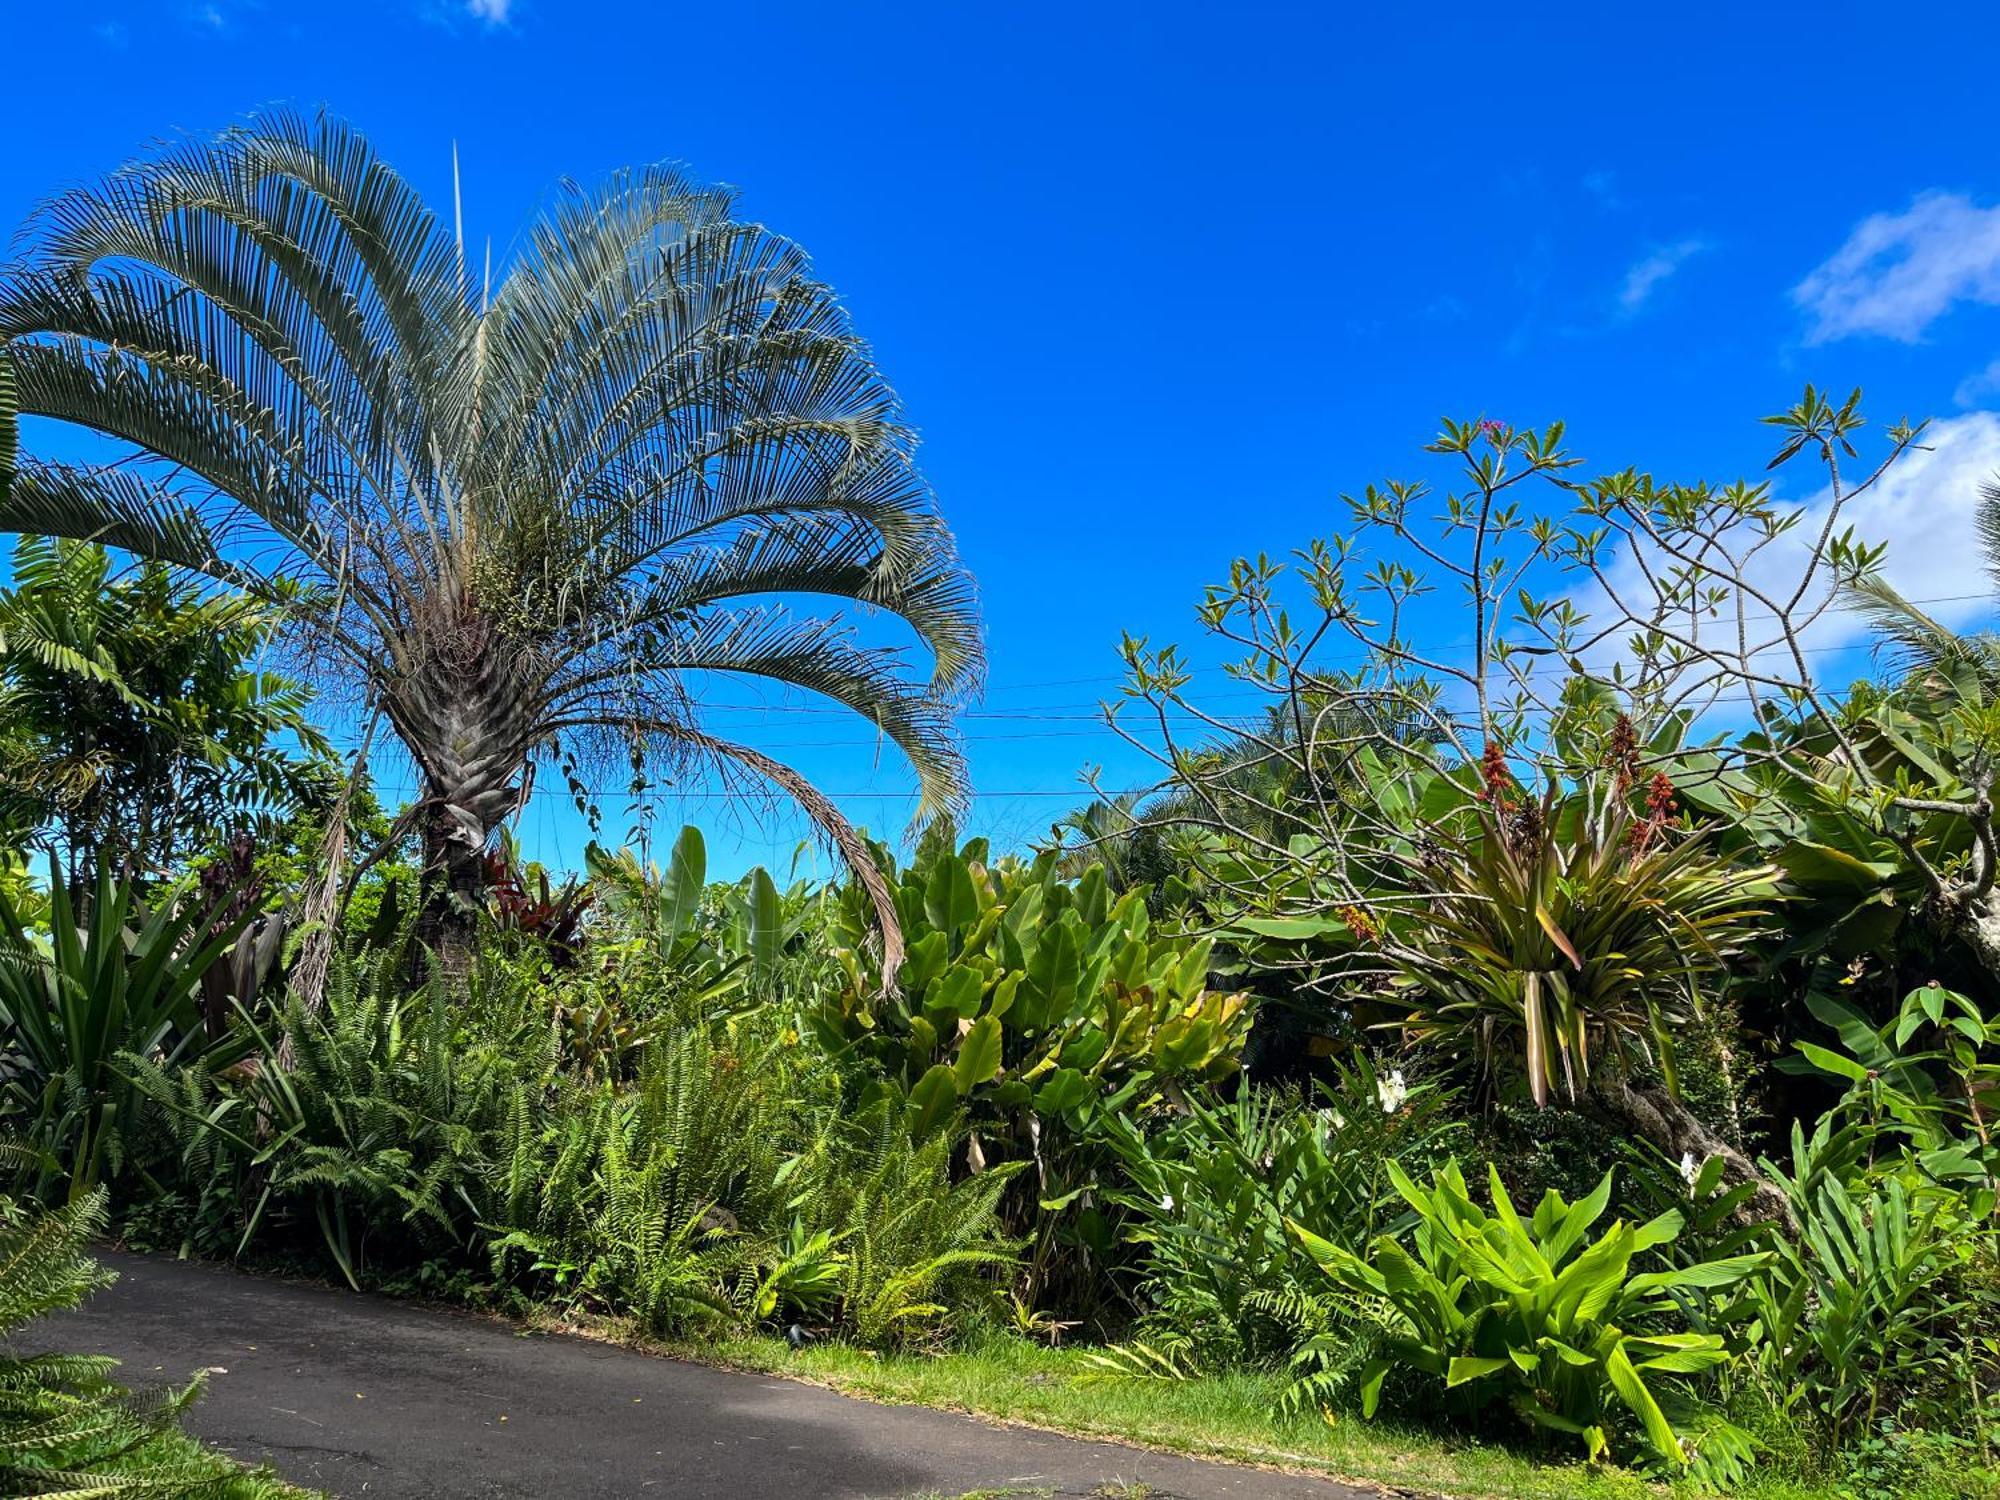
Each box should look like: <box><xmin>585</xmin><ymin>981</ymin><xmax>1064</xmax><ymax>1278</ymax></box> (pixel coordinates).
<box><xmin>31</xmin><ymin>1252</ymin><xmax>1376</xmax><ymax>1499</ymax></box>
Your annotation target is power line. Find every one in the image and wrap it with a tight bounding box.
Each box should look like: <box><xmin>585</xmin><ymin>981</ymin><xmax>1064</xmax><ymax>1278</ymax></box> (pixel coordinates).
<box><xmin>367</xmin><ymin>781</ymin><xmax>1137</xmax><ymax>801</ymax></box>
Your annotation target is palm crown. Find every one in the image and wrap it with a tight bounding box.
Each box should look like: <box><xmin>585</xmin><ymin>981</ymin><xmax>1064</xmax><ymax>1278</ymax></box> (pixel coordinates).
<box><xmin>0</xmin><ymin>112</ymin><xmax>981</xmax><ymax>939</ymax></box>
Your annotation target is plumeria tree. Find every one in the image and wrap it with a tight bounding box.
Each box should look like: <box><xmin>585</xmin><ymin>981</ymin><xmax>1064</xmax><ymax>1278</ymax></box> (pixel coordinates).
<box><xmin>1082</xmin><ymin>393</ymin><xmax>1960</xmax><ymax>1217</ymax></box>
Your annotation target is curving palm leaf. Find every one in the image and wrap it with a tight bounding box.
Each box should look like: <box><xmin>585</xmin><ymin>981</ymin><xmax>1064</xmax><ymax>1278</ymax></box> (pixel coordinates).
<box><xmin>0</xmin><ymin>112</ymin><xmax>982</xmax><ymax>963</ymax></box>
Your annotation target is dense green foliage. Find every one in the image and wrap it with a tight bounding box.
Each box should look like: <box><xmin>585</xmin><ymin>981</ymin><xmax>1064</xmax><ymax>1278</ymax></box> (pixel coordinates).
<box><xmin>3</xmin><ymin>138</ymin><xmax>2000</xmax><ymax>1496</ymax></box>
<box><xmin>0</xmin><ymin>536</ymin><xmax>330</xmax><ymax>890</ymax></box>
<box><xmin>1294</xmin><ymin>1160</ymin><xmax>1770</xmax><ymax>1478</ymax></box>
<box><xmin>0</xmin><ymin>861</ymin><xmax>252</xmax><ymax>1201</ymax></box>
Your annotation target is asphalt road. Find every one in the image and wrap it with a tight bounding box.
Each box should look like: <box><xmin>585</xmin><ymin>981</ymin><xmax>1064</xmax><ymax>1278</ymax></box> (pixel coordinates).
<box><xmin>28</xmin><ymin>1252</ymin><xmax>1376</xmax><ymax>1500</ymax></box>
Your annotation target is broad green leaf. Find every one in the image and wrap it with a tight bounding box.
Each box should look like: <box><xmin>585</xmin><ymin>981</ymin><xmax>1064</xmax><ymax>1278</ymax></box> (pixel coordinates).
<box><xmin>1446</xmin><ymin>1356</ymin><xmax>1510</xmax><ymax>1386</ymax></box>
<box><xmin>905</xmin><ymin>1064</ymin><xmax>958</xmax><ymax>1143</ymax></box>
<box><xmin>747</xmin><ymin>867</ymin><xmax>782</xmax><ymax>983</ymax></box>
<box><xmin>659</xmin><ymin>826</ymin><xmax>706</xmax><ymax>941</ymax></box>
<box><xmin>1794</xmin><ymin>1040</ymin><xmax>1870</xmax><ymax>1084</ymax></box>
<box><xmin>953</xmin><ymin>1014</ymin><xmax>1004</xmax><ymax>1094</ymax></box>
<box><xmin>925</xmin><ymin>854</ymin><xmax>980</xmax><ymax>941</ymax></box>
<box><xmin>1230</xmin><ymin>914</ymin><xmax>1350</xmax><ymax>941</ymax></box>
<box><xmin>1604</xmin><ymin>1342</ymin><xmax>1686</xmax><ymax>1467</ymax></box>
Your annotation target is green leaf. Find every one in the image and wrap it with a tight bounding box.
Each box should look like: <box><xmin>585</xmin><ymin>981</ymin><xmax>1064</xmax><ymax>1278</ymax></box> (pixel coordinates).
<box><xmin>925</xmin><ymin>854</ymin><xmax>979</xmax><ymax>941</ymax></box>
<box><xmin>1229</xmin><ymin>914</ymin><xmax>1350</xmax><ymax>941</ymax></box>
<box><xmin>660</xmin><ymin>826</ymin><xmax>706</xmax><ymax>942</ymax></box>
<box><xmin>747</xmin><ymin>867</ymin><xmax>782</xmax><ymax>983</ymax></box>
<box><xmin>1025</xmin><ymin>920</ymin><xmax>1082</xmax><ymax>1015</ymax></box>
<box><xmin>1446</xmin><ymin>1356</ymin><xmax>1511</xmax><ymax>1386</ymax></box>
<box><xmin>953</xmin><ymin>1014</ymin><xmax>1004</xmax><ymax>1095</ymax></box>
<box><xmin>1604</xmin><ymin>1342</ymin><xmax>1687</xmax><ymax>1467</ymax></box>
<box><xmin>1794</xmin><ymin>1040</ymin><xmax>1870</xmax><ymax>1084</ymax></box>
<box><xmin>905</xmin><ymin>1064</ymin><xmax>958</xmax><ymax>1143</ymax></box>
<box><xmin>1774</xmin><ymin>840</ymin><xmax>1896</xmax><ymax>894</ymax></box>
<box><xmin>1033</xmin><ymin>1066</ymin><xmax>1091</xmax><ymax>1117</ymax></box>
<box><xmin>1359</xmin><ymin>1360</ymin><xmax>1388</xmax><ymax>1419</ymax></box>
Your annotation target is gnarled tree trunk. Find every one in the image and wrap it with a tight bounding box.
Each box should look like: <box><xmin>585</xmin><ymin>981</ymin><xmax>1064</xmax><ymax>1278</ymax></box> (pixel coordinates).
<box><xmin>1591</xmin><ymin>1074</ymin><xmax>1797</xmax><ymax>1231</ymax></box>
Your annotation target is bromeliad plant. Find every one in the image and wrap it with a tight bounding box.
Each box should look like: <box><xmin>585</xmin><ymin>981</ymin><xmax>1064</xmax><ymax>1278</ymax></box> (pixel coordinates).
<box><xmin>1290</xmin><ymin>1159</ymin><xmax>1772</xmax><ymax>1477</ymax></box>
<box><xmin>1392</xmin><ymin>787</ymin><xmax>1778</xmax><ymax>1111</ymax></box>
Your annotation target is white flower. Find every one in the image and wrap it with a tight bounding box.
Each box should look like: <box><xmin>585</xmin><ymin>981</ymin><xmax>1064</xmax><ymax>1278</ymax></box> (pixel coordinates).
<box><xmin>1159</xmin><ymin>1193</ymin><xmax>1175</xmax><ymax>1212</ymax></box>
<box><xmin>1377</xmin><ymin>1069</ymin><xmax>1409</xmax><ymax>1114</ymax></box>
<box><xmin>1678</xmin><ymin>1151</ymin><xmax>1701</xmax><ymax>1188</ymax></box>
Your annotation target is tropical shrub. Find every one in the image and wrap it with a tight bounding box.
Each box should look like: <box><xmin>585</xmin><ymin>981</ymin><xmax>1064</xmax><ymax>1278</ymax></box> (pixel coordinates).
<box><xmin>487</xmin><ymin>1019</ymin><xmax>793</xmax><ymax>1327</ymax></box>
<box><xmin>128</xmin><ymin>915</ymin><xmax>1014</xmax><ymax>1348</ymax></box>
<box><xmin>1104</xmin><ymin>1058</ymin><xmax>1462</xmax><ymax>1363</ymax></box>
<box><xmin>0</xmin><ymin>535</ymin><xmax>329</xmax><ymax>887</ymax></box>
<box><xmin>208</xmin><ymin>952</ymin><xmax>537</xmax><ymax>1286</ymax></box>
<box><xmin>1750</xmin><ymin>1123</ymin><xmax>1987</xmax><ymax>1449</ymax></box>
<box><xmin>799</xmin><ymin>1104</ymin><xmax>1021</xmax><ymax>1348</ymax></box>
<box><xmin>804</xmin><ymin>829</ymin><xmax>1250</xmax><ymax>1306</ymax></box>
<box><xmin>0</xmin><ymin>860</ymin><xmax>251</xmax><ymax>1200</ymax></box>
<box><xmin>810</xmin><ymin>834</ymin><xmax>1249</xmax><ymax>1142</ymax></box>
<box><xmin>1742</xmin><ymin>983</ymin><xmax>2000</xmax><ymax>1452</ymax></box>
<box><xmin>1291</xmin><ymin>1159</ymin><xmax>1771</xmax><ymax>1477</ymax></box>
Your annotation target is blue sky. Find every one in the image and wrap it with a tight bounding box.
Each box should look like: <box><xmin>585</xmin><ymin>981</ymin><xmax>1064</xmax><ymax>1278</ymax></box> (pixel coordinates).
<box><xmin>10</xmin><ymin>0</ymin><xmax>2000</xmax><ymax>875</ymax></box>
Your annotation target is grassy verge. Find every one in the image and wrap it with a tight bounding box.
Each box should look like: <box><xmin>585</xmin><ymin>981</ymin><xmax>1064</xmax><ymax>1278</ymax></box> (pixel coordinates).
<box><xmin>517</xmin><ymin>1317</ymin><xmax>1848</xmax><ymax>1500</ymax></box>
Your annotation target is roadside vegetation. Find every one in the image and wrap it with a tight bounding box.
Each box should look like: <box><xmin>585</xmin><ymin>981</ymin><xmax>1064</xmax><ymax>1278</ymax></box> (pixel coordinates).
<box><xmin>0</xmin><ymin>118</ymin><xmax>1997</xmax><ymax>1500</ymax></box>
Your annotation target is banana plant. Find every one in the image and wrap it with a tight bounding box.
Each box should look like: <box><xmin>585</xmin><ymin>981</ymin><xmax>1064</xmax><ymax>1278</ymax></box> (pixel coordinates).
<box><xmin>1290</xmin><ymin>1159</ymin><xmax>1771</xmax><ymax>1473</ymax></box>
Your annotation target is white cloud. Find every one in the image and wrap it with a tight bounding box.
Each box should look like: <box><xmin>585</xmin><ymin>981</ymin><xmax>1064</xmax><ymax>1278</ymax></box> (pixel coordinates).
<box><xmin>1957</xmin><ymin>358</ymin><xmax>2000</xmax><ymax>409</ymax></box>
<box><xmin>1795</xmin><ymin>191</ymin><xmax>2000</xmax><ymax>344</ymax></box>
<box><xmin>1619</xmin><ymin>239</ymin><xmax>1708</xmax><ymax>312</ymax></box>
<box><xmin>466</xmin><ymin>0</ymin><xmax>511</xmax><ymax>21</ymax></box>
<box><xmin>1799</xmin><ymin>410</ymin><xmax>2000</xmax><ymax>640</ymax></box>
<box><xmin>1573</xmin><ymin>412</ymin><xmax>2000</xmax><ymax>699</ymax></box>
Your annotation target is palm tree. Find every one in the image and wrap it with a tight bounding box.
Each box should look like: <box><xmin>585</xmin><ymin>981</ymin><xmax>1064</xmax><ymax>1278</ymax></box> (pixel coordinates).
<box><xmin>0</xmin><ymin>113</ymin><xmax>981</xmax><ymax>961</ymax></box>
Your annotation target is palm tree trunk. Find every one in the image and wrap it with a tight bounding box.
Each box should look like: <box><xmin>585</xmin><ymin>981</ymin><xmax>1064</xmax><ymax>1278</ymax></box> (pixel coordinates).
<box><xmin>386</xmin><ymin>636</ymin><xmax>540</xmax><ymax>971</ymax></box>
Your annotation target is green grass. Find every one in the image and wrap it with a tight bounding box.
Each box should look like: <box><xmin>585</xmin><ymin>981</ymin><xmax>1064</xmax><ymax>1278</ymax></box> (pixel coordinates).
<box><xmin>531</xmin><ymin>1321</ymin><xmax>1857</xmax><ymax>1500</ymax></box>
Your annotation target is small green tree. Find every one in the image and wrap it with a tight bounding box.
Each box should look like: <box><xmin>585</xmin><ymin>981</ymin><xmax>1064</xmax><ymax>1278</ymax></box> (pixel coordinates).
<box><xmin>0</xmin><ymin>534</ymin><xmax>329</xmax><ymax>892</ymax></box>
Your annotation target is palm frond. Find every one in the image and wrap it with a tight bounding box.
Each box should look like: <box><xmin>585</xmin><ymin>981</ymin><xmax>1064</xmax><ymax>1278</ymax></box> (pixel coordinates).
<box><xmin>2</xmin><ymin>111</ymin><xmax>981</xmax><ymax>928</ymax></box>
